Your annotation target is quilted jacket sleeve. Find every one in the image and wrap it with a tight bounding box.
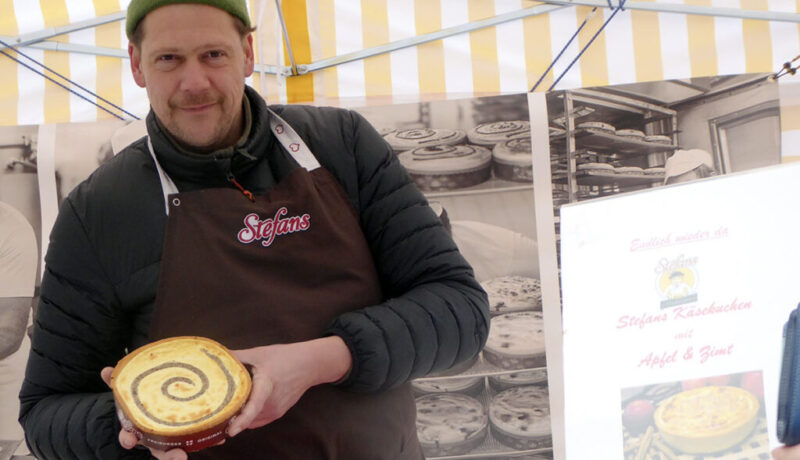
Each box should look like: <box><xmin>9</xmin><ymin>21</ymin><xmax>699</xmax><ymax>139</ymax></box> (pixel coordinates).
<box><xmin>324</xmin><ymin>110</ymin><xmax>490</xmax><ymax>393</ymax></box>
<box><xmin>18</xmin><ymin>197</ymin><xmax>148</xmax><ymax>460</ymax></box>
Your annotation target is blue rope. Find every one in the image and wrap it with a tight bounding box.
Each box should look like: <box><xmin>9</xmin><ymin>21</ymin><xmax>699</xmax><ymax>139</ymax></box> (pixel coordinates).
<box><xmin>0</xmin><ymin>38</ymin><xmax>140</xmax><ymax>120</ymax></box>
<box><xmin>530</xmin><ymin>7</ymin><xmax>597</xmax><ymax>93</ymax></box>
<box><xmin>548</xmin><ymin>0</ymin><xmax>627</xmax><ymax>91</ymax></box>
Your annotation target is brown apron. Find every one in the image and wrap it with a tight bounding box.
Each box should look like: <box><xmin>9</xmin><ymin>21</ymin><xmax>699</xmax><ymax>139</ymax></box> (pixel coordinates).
<box><xmin>146</xmin><ymin>111</ymin><xmax>422</xmax><ymax>459</ymax></box>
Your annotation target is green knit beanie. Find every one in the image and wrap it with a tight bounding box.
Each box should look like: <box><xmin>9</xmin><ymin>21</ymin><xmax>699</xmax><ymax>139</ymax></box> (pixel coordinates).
<box><xmin>126</xmin><ymin>0</ymin><xmax>252</xmax><ymax>39</ymax></box>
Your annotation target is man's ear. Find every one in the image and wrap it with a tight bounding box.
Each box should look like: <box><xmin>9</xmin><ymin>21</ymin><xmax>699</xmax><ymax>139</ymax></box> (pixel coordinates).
<box><xmin>129</xmin><ymin>43</ymin><xmax>146</xmax><ymax>88</ymax></box>
<box><xmin>243</xmin><ymin>34</ymin><xmax>255</xmax><ymax>78</ymax></box>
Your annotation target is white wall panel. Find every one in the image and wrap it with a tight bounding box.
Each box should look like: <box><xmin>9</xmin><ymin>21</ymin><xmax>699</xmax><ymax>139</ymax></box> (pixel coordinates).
<box><xmin>768</xmin><ymin>0</ymin><xmax>799</xmax><ymax>71</ymax></box>
<box><xmin>334</xmin><ymin>2</ymin><xmax>365</xmax><ymax>100</ymax></box>
<box><xmin>714</xmin><ymin>0</ymin><xmax>747</xmax><ymax>75</ymax></box>
<box><xmin>549</xmin><ymin>7</ymin><xmax>583</xmax><ymax>90</ymax></box>
<box><xmin>387</xmin><ymin>0</ymin><xmax>419</xmax><ymax>99</ymax></box>
<box><xmin>442</xmin><ymin>0</ymin><xmax>474</xmax><ymax>95</ymax></box>
<box><xmin>495</xmin><ymin>0</ymin><xmax>528</xmax><ymax>94</ymax></box>
<box><xmin>658</xmin><ymin>2</ymin><xmax>692</xmax><ymax>80</ymax></box>
<box><xmin>17</xmin><ymin>48</ymin><xmax>45</xmax><ymax>126</ymax></box>
<box><xmin>603</xmin><ymin>8</ymin><xmax>637</xmax><ymax>86</ymax></box>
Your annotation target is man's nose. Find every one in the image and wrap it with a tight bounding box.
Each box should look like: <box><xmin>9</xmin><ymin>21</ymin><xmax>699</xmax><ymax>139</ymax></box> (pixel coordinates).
<box><xmin>178</xmin><ymin>59</ymin><xmax>211</xmax><ymax>93</ymax></box>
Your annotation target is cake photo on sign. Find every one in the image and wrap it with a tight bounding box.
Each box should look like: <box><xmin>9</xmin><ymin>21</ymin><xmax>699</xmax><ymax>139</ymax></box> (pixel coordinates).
<box><xmin>644</xmin><ymin>134</ymin><xmax>673</xmax><ymax>145</ymax></box>
<box><xmin>577</xmin><ymin>162</ymin><xmax>616</xmax><ymax>174</ymax></box>
<box><xmin>411</xmin><ymin>375</ymin><xmax>485</xmax><ymax>397</ymax></box>
<box><xmin>492</xmin><ymin>137</ymin><xmax>534</xmax><ymax>182</ymax></box>
<box><xmin>489</xmin><ymin>385</ymin><xmax>552</xmax><ymax>450</ymax></box>
<box><xmin>615</xmin><ymin>166</ymin><xmax>645</xmax><ymax>176</ymax></box>
<box><xmin>110</xmin><ymin>336</ymin><xmax>252</xmax><ymax>452</ymax></box>
<box><xmin>415</xmin><ymin>393</ymin><xmax>489</xmax><ymax>457</ymax></box>
<box><xmin>615</xmin><ymin>129</ymin><xmax>646</xmax><ymax>140</ymax></box>
<box><xmin>467</xmin><ymin>121</ymin><xmax>530</xmax><ymax>146</ymax></box>
<box><xmin>619</xmin><ymin>371</ymin><xmax>768</xmax><ymax>459</ymax></box>
<box><xmin>483</xmin><ymin>311</ymin><xmax>546</xmax><ymax>370</ymax></box>
<box><xmin>481</xmin><ymin>275</ymin><xmax>542</xmax><ymax>316</ymax></box>
<box><xmin>398</xmin><ymin>144</ymin><xmax>492</xmax><ymax>192</ymax></box>
<box><xmin>383</xmin><ymin>128</ymin><xmax>466</xmax><ymax>152</ymax></box>
<box><xmin>576</xmin><ymin>121</ymin><xmax>616</xmax><ymax>134</ymax></box>
<box><xmin>489</xmin><ymin>368</ymin><xmax>548</xmax><ymax>392</ymax></box>
<box><xmin>654</xmin><ymin>385</ymin><xmax>759</xmax><ymax>454</ymax></box>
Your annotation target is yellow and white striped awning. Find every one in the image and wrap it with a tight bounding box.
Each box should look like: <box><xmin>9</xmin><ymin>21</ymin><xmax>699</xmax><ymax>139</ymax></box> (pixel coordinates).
<box><xmin>1</xmin><ymin>0</ymin><xmax>799</xmax><ymax>126</ymax></box>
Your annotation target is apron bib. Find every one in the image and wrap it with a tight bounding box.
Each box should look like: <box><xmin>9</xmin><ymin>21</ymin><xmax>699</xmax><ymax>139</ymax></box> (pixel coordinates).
<box><xmin>146</xmin><ymin>111</ymin><xmax>421</xmax><ymax>459</ymax></box>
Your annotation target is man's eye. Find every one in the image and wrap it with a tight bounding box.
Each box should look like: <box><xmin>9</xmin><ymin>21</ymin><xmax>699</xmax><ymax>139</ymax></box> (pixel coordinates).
<box><xmin>157</xmin><ymin>55</ymin><xmax>175</xmax><ymax>62</ymax></box>
<box><xmin>207</xmin><ymin>51</ymin><xmax>225</xmax><ymax>59</ymax></box>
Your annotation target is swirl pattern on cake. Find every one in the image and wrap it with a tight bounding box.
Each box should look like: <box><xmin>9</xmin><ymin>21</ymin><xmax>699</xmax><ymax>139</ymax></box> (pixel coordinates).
<box><xmin>468</xmin><ymin>121</ymin><xmax>530</xmax><ymax>146</ymax></box>
<box><xmin>111</xmin><ymin>336</ymin><xmax>251</xmax><ymax>451</ymax></box>
<box><xmin>384</xmin><ymin>128</ymin><xmax>466</xmax><ymax>152</ymax></box>
<box><xmin>129</xmin><ymin>351</ymin><xmax>235</xmax><ymax>427</ymax></box>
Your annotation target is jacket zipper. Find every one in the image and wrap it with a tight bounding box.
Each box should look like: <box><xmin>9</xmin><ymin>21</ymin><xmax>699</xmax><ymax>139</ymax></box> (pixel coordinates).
<box><xmin>227</xmin><ymin>171</ymin><xmax>255</xmax><ymax>202</ymax></box>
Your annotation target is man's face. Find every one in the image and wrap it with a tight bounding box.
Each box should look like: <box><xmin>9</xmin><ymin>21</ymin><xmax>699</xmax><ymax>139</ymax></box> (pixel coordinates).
<box><xmin>129</xmin><ymin>4</ymin><xmax>254</xmax><ymax>153</ymax></box>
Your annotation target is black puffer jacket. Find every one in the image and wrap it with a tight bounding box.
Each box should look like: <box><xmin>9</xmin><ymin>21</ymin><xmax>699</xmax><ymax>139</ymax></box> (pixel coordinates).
<box><xmin>19</xmin><ymin>87</ymin><xmax>489</xmax><ymax>459</ymax></box>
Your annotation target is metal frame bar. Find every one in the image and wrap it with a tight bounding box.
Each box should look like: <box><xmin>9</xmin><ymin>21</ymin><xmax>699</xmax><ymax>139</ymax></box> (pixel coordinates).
<box><xmin>0</xmin><ymin>37</ymin><xmax>287</xmax><ymax>75</ymax></box>
<box><xmin>299</xmin><ymin>4</ymin><xmax>567</xmax><ymax>74</ymax></box>
<box><xmin>3</xmin><ymin>2</ymin><xmax>798</xmax><ymax>80</ymax></box>
<box><xmin>0</xmin><ymin>12</ymin><xmax>126</xmax><ymax>51</ymax></box>
<box><xmin>0</xmin><ymin>38</ymin><xmax>128</xmax><ymax>58</ymax></box>
<box><xmin>540</xmin><ymin>0</ymin><xmax>800</xmax><ymax>22</ymax></box>
<box><xmin>274</xmin><ymin>0</ymin><xmax>299</xmax><ymax>76</ymax></box>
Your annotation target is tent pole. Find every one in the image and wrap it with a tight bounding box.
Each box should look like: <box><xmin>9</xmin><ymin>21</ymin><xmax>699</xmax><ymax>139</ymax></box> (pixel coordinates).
<box><xmin>299</xmin><ymin>1</ymin><xmax>800</xmax><ymax>76</ymax></box>
<box><xmin>299</xmin><ymin>4</ymin><xmax>566</xmax><ymax>74</ymax></box>
<box><xmin>540</xmin><ymin>0</ymin><xmax>800</xmax><ymax>22</ymax></box>
<box><xmin>275</xmin><ymin>0</ymin><xmax>299</xmax><ymax>76</ymax></box>
<box><xmin>0</xmin><ymin>12</ymin><xmax>126</xmax><ymax>51</ymax></box>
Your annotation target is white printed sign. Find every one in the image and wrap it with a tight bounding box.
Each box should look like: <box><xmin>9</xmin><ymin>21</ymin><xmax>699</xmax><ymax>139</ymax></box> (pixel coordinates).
<box><xmin>560</xmin><ymin>162</ymin><xmax>800</xmax><ymax>459</ymax></box>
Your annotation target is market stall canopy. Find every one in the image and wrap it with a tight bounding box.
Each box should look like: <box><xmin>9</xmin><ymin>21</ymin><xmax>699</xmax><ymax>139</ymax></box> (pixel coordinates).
<box><xmin>1</xmin><ymin>0</ymin><xmax>799</xmax><ymax>126</ymax></box>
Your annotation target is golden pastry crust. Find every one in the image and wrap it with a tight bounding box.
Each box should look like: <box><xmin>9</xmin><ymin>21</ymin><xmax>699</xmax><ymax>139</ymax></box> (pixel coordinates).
<box><xmin>654</xmin><ymin>385</ymin><xmax>759</xmax><ymax>454</ymax></box>
<box><xmin>111</xmin><ymin>336</ymin><xmax>251</xmax><ymax>437</ymax></box>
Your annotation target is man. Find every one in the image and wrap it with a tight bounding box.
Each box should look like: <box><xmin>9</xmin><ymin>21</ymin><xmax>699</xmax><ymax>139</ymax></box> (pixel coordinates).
<box><xmin>664</xmin><ymin>148</ymin><xmax>716</xmax><ymax>185</ymax></box>
<box><xmin>0</xmin><ymin>201</ymin><xmax>37</xmax><ymax>450</ymax></box>
<box><xmin>18</xmin><ymin>1</ymin><xmax>489</xmax><ymax>459</ymax></box>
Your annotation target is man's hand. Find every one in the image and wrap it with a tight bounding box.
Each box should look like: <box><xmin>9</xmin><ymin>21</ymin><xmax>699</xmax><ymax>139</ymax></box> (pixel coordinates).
<box><xmin>100</xmin><ymin>367</ymin><xmax>190</xmax><ymax>460</ymax></box>
<box><xmin>774</xmin><ymin>445</ymin><xmax>800</xmax><ymax>459</ymax></box>
<box><xmin>227</xmin><ymin>336</ymin><xmax>352</xmax><ymax>436</ymax></box>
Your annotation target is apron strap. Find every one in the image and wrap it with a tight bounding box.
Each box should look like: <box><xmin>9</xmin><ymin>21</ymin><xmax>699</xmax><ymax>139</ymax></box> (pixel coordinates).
<box><xmin>147</xmin><ymin>137</ymin><xmax>180</xmax><ymax>216</ymax></box>
<box><xmin>146</xmin><ymin>108</ymin><xmax>320</xmax><ymax>215</ymax></box>
<box><xmin>267</xmin><ymin>109</ymin><xmax>320</xmax><ymax>171</ymax></box>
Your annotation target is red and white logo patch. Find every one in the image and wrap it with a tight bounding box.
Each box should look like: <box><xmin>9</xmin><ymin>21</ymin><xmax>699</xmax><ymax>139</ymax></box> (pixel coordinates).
<box><xmin>237</xmin><ymin>207</ymin><xmax>311</xmax><ymax>247</ymax></box>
